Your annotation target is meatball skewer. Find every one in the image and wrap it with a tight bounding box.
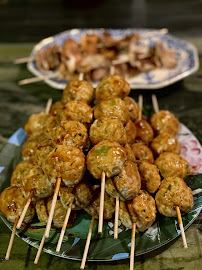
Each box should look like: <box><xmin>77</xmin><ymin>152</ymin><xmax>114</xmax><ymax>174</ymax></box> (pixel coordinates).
<box><xmin>87</xmin><ymin>140</ymin><xmax>127</xmax><ymax>234</ymax></box>
<box><xmin>151</xmin><ymin>94</ymin><xmax>188</xmax><ymax>248</ymax></box>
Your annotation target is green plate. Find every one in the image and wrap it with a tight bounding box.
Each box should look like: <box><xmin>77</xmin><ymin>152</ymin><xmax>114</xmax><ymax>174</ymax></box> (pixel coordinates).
<box><xmin>0</xmin><ymin>128</ymin><xmax>201</xmax><ymax>261</ymax></box>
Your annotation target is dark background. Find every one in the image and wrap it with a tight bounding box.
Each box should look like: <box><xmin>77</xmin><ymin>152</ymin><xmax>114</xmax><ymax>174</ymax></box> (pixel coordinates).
<box><xmin>0</xmin><ymin>0</ymin><xmax>202</xmax><ymax>43</ymax></box>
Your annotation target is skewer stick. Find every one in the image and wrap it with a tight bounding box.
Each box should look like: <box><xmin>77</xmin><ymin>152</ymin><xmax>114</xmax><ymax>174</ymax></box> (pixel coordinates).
<box><xmin>130</xmin><ymin>222</ymin><xmax>136</xmax><ymax>270</ymax></box>
<box><xmin>79</xmin><ymin>72</ymin><xmax>84</xmax><ymax>81</ymax></box>
<box><xmin>16</xmin><ymin>191</ymin><xmax>33</xmax><ymax>229</ymax></box>
<box><xmin>141</xmin><ymin>28</ymin><xmax>168</xmax><ymax>39</ymax></box>
<box><xmin>34</xmin><ymin>233</ymin><xmax>46</xmax><ymax>264</ymax></box>
<box><xmin>151</xmin><ymin>94</ymin><xmax>159</xmax><ymax>113</ymax></box>
<box><xmin>13</xmin><ymin>56</ymin><xmax>35</xmax><ymax>64</ymax></box>
<box><xmin>5</xmin><ymin>217</ymin><xmax>19</xmax><ymax>260</ymax></box>
<box><xmin>45</xmin><ymin>98</ymin><xmax>53</xmax><ymax>114</ymax></box>
<box><xmin>80</xmin><ymin>211</ymin><xmax>96</xmax><ymax>269</ymax></box>
<box><xmin>114</xmin><ymin>196</ymin><xmax>120</xmax><ymax>239</ymax></box>
<box><xmin>56</xmin><ymin>197</ymin><xmax>74</xmax><ymax>252</ymax></box>
<box><xmin>98</xmin><ymin>171</ymin><xmax>105</xmax><ymax>234</ymax></box>
<box><xmin>176</xmin><ymin>206</ymin><xmax>188</xmax><ymax>248</ymax></box>
<box><xmin>44</xmin><ymin>177</ymin><xmax>61</xmax><ymax>238</ymax></box>
<box><xmin>18</xmin><ymin>72</ymin><xmax>59</xmax><ymax>86</ymax></box>
<box><xmin>138</xmin><ymin>94</ymin><xmax>143</xmax><ymax>121</ymax></box>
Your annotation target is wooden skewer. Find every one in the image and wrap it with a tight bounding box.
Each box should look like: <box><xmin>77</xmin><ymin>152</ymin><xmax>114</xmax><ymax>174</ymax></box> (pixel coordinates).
<box><xmin>138</xmin><ymin>94</ymin><xmax>143</xmax><ymax>121</ymax></box>
<box><xmin>13</xmin><ymin>56</ymin><xmax>35</xmax><ymax>64</ymax></box>
<box><xmin>130</xmin><ymin>222</ymin><xmax>136</xmax><ymax>270</ymax></box>
<box><xmin>79</xmin><ymin>72</ymin><xmax>84</xmax><ymax>81</ymax></box>
<box><xmin>16</xmin><ymin>191</ymin><xmax>33</xmax><ymax>229</ymax></box>
<box><xmin>34</xmin><ymin>233</ymin><xmax>46</xmax><ymax>264</ymax></box>
<box><xmin>44</xmin><ymin>177</ymin><xmax>61</xmax><ymax>238</ymax></box>
<box><xmin>151</xmin><ymin>94</ymin><xmax>159</xmax><ymax>114</ymax></box>
<box><xmin>80</xmin><ymin>211</ymin><xmax>96</xmax><ymax>269</ymax></box>
<box><xmin>98</xmin><ymin>171</ymin><xmax>105</xmax><ymax>234</ymax></box>
<box><xmin>5</xmin><ymin>217</ymin><xmax>19</xmax><ymax>260</ymax></box>
<box><xmin>176</xmin><ymin>206</ymin><xmax>188</xmax><ymax>248</ymax></box>
<box><xmin>18</xmin><ymin>72</ymin><xmax>59</xmax><ymax>86</ymax></box>
<box><xmin>114</xmin><ymin>196</ymin><xmax>120</xmax><ymax>239</ymax></box>
<box><xmin>141</xmin><ymin>28</ymin><xmax>168</xmax><ymax>39</ymax></box>
<box><xmin>45</xmin><ymin>98</ymin><xmax>53</xmax><ymax>114</ymax></box>
<box><xmin>56</xmin><ymin>197</ymin><xmax>74</xmax><ymax>252</ymax></box>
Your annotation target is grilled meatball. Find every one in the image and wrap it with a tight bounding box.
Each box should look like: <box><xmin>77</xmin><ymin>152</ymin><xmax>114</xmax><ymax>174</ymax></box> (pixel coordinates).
<box><xmin>36</xmin><ymin>199</ymin><xmax>49</xmax><ymax>223</ymax></box>
<box><xmin>0</xmin><ymin>186</ymin><xmax>35</xmax><ymax>224</ymax></box>
<box><xmin>22</xmin><ymin>134</ymin><xmax>45</xmax><ymax>161</ymax></box>
<box><xmin>73</xmin><ymin>179</ymin><xmax>94</xmax><ymax>210</ymax></box>
<box><xmin>119</xmin><ymin>201</ymin><xmax>132</xmax><ymax>229</ymax></box>
<box><xmin>150</xmin><ymin>110</ymin><xmax>179</xmax><ymax>135</ymax></box>
<box><xmin>131</xmin><ymin>142</ymin><xmax>154</xmax><ymax>164</ymax></box>
<box><xmin>61</xmin><ymin>80</ymin><xmax>94</xmax><ymax>105</ymax></box>
<box><xmin>21</xmin><ymin>165</ymin><xmax>54</xmax><ymax>200</ymax></box>
<box><xmin>43</xmin><ymin>115</ymin><xmax>58</xmax><ymax>139</ymax></box>
<box><xmin>51</xmin><ymin>120</ymin><xmax>88</xmax><ymax>150</ymax></box>
<box><xmin>59</xmin><ymin>186</ymin><xmax>74</xmax><ymax>208</ymax></box>
<box><xmin>124</xmin><ymin>143</ymin><xmax>136</xmax><ymax>163</ymax></box>
<box><xmin>47</xmin><ymin>197</ymin><xmax>77</xmax><ymax>228</ymax></box>
<box><xmin>113</xmin><ymin>161</ymin><xmax>141</xmax><ymax>201</ymax></box>
<box><xmin>24</xmin><ymin>112</ymin><xmax>49</xmax><ymax>137</ymax></box>
<box><xmin>94</xmin><ymin>97</ymin><xmax>130</xmax><ymax>126</ymax></box>
<box><xmin>127</xmin><ymin>190</ymin><xmax>156</xmax><ymax>232</ymax></box>
<box><xmin>125</xmin><ymin>120</ymin><xmax>136</xmax><ymax>144</ymax></box>
<box><xmin>49</xmin><ymin>101</ymin><xmax>63</xmax><ymax>118</ymax></box>
<box><xmin>151</xmin><ymin>133</ymin><xmax>181</xmax><ymax>157</ymax></box>
<box><xmin>11</xmin><ymin>160</ymin><xmax>33</xmax><ymax>187</ymax></box>
<box><xmin>89</xmin><ymin>117</ymin><xmax>127</xmax><ymax>146</ymax></box>
<box><xmin>87</xmin><ymin>140</ymin><xmax>127</xmax><ymax>179</ymax></box>
<box><xmin>138</xmin><ymin>161</ymin><xmax>161</xmax><ymax>194</ymax></box>
<box><xmin>135</xmin><ymin>119</ymin><xmax>154</xmax><ymax>145</ymax></box>
<box><xmin>34</xmin><ymin>139</ymin><xmax>55</xmax><ymax>166</ymax></box>
<box><xmin>42</xmin><ymin>145</ymin><xmax>86</xmax><ymax>187</ymax></box>
<box><xmin>59</xmin><ymin>100</ymin><xmax>93</xmax><ymax>128</ymax></box>
<box><xmin>155</xmin><ymin>152</ymin><xmax>189</xmax><ymax>179</ymax></box>
<box><xmin>155</xmin><ymin>177</ymin><xmax>194</xmax><ymax>217</ymax></box>
<box><xmin>85</xmin><ymin>191</ymin><xmax>115</xmax><ymax>220</ymax></box>
<box><xmin>95</xmin><ymin>75</ymin><xmax>130</xmax><ymax>102</ymax></box>
<box><xmin>123</xmin><ymin>96</ymin><xmax>139</xmax><ymax>122</ymax></box>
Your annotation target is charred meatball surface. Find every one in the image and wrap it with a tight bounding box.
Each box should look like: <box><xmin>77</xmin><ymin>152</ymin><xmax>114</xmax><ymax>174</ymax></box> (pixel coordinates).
<box><xmin>11</xmin><ymin>160</ymin><xmax>33</xmax><ymax>187</ymax></box>
<box><xmin>95</xmin><ymin>75</ymin><xmax>130</xmax><ymax>102</ymax></box>
<box><xmin>155</xmin><ymin>177</ymin><xmax>194</xmax><ymax>217</ymax></box>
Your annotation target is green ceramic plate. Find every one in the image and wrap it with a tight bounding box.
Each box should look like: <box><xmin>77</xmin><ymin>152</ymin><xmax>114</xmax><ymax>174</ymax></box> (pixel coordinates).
<box><xmin>0</xmin><ymin>128</ymin><xmax>201</xmax><ymax>261</ymax></box>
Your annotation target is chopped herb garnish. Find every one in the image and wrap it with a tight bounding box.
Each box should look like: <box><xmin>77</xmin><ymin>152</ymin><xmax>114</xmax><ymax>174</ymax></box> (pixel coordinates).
<box><xmin>95</xmin><ymin>145</ymin><xmax>111</xmax><ymax>155</ymax></box>
<box><xmin>167</xmin><ymin>184</ymin><xmax>171</xmax><ymax>190</ymax></box>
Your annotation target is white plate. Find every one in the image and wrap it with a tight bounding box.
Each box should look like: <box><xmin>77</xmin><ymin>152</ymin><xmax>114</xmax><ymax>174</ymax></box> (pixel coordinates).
<box><xmin>27</xmin><ymin>28</ymin><xmax>199</xmax><ymax>90</ymax></box>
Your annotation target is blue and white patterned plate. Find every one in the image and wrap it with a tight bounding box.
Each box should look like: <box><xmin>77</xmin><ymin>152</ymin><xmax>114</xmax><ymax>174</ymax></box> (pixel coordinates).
<box><xmin>27</xmin><ymin>28</ymin><xmax>199</xmax><ymax>90</ymax></box>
